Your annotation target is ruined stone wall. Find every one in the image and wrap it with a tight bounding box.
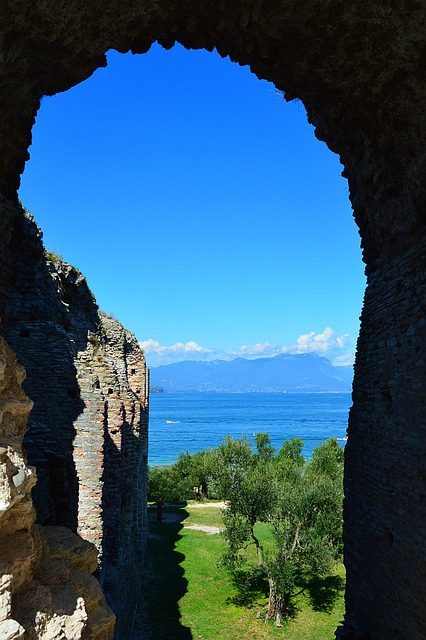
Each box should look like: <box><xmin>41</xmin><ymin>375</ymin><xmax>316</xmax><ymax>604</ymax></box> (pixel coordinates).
<box><xmin>0</xmin><ymin>333</ymin><xmax>115</xmax><ymax>640</ymax></box>
<box><xmin>342</xmin><ymin>238</ymin><xmax>426</xmax><ymax>640</ymax></box>
<box><xmin>0</xmin><ymin>2</ymin><xmax>424</xmax><ymax>639</ymax></box>
<box><xmin>73</xmin><ymin>317</ymin><xmax>149</xmax><ymax>637</ymax></box>
<box><xmin>0</xmin><ymin>335</ymin><xmax>37</xmax><ymax>639</ymax></box>
<box><xmin>2</xmin><ymin>207</ymin><xmax>149</xmax><ymax>638</ymax></box>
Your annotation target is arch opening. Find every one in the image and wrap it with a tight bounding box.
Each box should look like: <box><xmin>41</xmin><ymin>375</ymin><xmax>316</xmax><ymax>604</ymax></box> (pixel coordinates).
<box><xmin>16</xmin><ymin>42</ymin><xmax>365</xmax><ymax>638</ymax></box>
<box><xmin>0</xmin><ymin>5</ymin><xmax>424</xmax><ymax>640</ymax></box>
<box><xmin>19</xmin><ymin>43</ymin><xmax>365</xmax><ymax>364</ymax></box>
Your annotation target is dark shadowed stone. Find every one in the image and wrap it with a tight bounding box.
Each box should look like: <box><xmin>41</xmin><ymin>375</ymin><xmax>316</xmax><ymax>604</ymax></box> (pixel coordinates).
<box><xmin>0</xmin><ymin>2</ymin><xmax>424</xmax><ymax>639</ymax></box>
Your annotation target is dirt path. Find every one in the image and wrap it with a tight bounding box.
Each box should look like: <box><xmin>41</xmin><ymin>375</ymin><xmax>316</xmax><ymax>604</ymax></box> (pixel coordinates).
<box><xmin>184</xmin><ymin>524</ymin><xmax>224</xmax><ymax>534</ymax></box>
<box><xmin>186</xmin><ymin>501</ymin><xmax>226</xmax><ymax>509</ymax></box>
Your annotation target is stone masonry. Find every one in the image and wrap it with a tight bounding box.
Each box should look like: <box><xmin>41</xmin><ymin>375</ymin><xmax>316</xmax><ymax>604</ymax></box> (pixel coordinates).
<box><xmin>0</xmin><ymin>332</ymin><xmax>115</xmax><ymax>640</ymax></box>
<box><xmin>0</xmin><ymin>2</ymin><xmax>425</xmax><ymax>639</ymax></box>
<box><xmin>3</xmin><ymin>208</ymin><xmax>149</xmax><ymax>638</ymax></box>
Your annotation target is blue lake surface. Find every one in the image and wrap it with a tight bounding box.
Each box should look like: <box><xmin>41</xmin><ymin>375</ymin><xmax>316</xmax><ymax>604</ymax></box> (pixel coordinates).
<box><xmin>148</xmin><ymin>392</ymin><xmax>351</xmax><ymax>465</ymax></box>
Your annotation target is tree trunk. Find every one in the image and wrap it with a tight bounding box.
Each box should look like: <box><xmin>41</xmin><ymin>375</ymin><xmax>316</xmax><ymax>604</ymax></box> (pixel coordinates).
<box><xmin>156</xmin><ymin>501</ymin><xmax>163</xmax><ymax>522</ymax></box>
<box><xmin>265</xmin><ymin>578</ymin><xmax>287</xmax><ymax>626</ymax></box>
<box><xmin>200</xmin><ymin>481</ymin><xmax>208</xmax><ymax>499</ymax></box>
<box><xmin>251</xmin><ymin>528</ymin><xmax>264</xmax><ymax>567</ymax></box>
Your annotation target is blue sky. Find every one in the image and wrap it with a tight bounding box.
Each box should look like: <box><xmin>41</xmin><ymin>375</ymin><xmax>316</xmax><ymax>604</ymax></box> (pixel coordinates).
<box><xmin>18</xmin><ymin>43</ymin><xmax>366</xmax><ymax>368</ymax></box>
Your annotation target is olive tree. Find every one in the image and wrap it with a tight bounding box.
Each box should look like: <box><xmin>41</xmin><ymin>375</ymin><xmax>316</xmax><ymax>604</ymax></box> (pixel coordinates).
<box><xmin>215</xmin><ymin>435</ymin><xmax>344</xmax><ymax>626</ymax></box>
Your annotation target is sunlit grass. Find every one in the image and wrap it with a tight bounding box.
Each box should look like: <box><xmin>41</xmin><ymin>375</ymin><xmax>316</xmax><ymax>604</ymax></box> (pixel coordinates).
<box><xmin>185</xmin><ymin>505</ymin><xmax>224</xmax><ymax>528</ymax></box>
<box><xmin>140</xmin><ymin>503</ymin><xmax>345</xmax><ymax>639</ymax></box>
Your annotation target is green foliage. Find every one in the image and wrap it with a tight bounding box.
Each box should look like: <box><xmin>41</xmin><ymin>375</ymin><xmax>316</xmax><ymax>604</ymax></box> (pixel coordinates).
<box><xmin>147</xmin><ymin>465</ymin><xmax>193</xmax><ymax>503</ymax></box>
<box><xmin>306</xmin><ymin>437</ymin><xmax>344</xmax><ymax>481</ymax></box>
<box><xmin>45</xmin><ymin>248</ymin><xmax>64</xmax><ymax>263</ymax></box>
<box><xmin>99</xmin><ymin>310</ymin><xmax>117</xmax><ymax>321</ymax></box>
<box><xmin>276</xmin><ymin>436</ymin><xmax>305</xmax><ymax>468</ymax></box>
<box><xmin>141</xmin><ymin>501</ymin><xmax>345</xmax><ymax>639</ymax></box>
<box><xmin>212</xmin><ymin>434</ymin><xmax>344</xmax><ymax>626</ymax></box>
<box><xmin>148</xmin><ymin>446</ymin><xmax>221</xmax><ymax>503</ymax></box>
<box><xmin>183</xmin><ymin>447</ymin><xmax>220</xmax><ymax>498</ymax></box>
<box><xmin>148</xmin><ymin>432</ymin><xmax>344</xmax><ymax>627</ymax></box>
<box><xmin>215</xmin><ymin>435</ymin><xmax>253</xmax><ymax>494</ymax></box>
<box><xmin>255</xmin><ymin>432</ymin><xmax>276</xmax><ymax>461</ymax></box>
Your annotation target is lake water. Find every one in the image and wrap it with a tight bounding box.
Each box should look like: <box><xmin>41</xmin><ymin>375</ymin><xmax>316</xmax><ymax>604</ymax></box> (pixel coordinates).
<box><xmin>148</xmin><ymin>392</ymin><xmax>351</xmax><ymax>465</ymax></box>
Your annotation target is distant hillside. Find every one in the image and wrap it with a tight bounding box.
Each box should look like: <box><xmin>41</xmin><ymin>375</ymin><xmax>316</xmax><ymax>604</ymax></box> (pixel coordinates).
<box><xmin>149</xmin><ymin>352</ymin><xmax>353</xmax><ymax>393</ymax></box>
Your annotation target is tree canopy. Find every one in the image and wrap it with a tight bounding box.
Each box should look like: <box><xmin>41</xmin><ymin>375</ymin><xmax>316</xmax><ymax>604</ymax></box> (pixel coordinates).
<box><xmin>147</xmin><ymin>433</ymin><xmax>344</xmax><ymax>625</ymax></box>
<box><xmin>213</xmin><ymin>434</ymin><xmax>344</xmax><ymax>625</ymax></box>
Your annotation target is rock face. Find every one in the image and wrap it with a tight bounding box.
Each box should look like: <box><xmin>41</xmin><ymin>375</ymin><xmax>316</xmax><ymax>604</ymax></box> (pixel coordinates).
<box><xmin>0</xmin><ymin>335</ymin><xmax>36</xmax><ymax>640</ymax></box>
<box><xmin>0</xmin><ymin>333</ymin><xmax>115</xmax><ymax>640</ymax></box>
<box><xmin>2</xmin><ymin>209</ymin><xmax>149</xmax><ymax>638</ymax></box>
<box><xmin>0</xmin><ymin>2</ymin><xmax>424</xmax><ymax>639</ymax></box>
<box><xmin>12</xmin><ymin>526</ymin><xmax>115</xmax><ymax>640</ymax></box>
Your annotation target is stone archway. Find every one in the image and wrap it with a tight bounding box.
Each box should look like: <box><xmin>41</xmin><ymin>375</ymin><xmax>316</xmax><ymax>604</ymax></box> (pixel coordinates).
<box><xmin>0</xmin><ymin>2</ymin><xmax>424</xmax><ymax>639</ymax></box>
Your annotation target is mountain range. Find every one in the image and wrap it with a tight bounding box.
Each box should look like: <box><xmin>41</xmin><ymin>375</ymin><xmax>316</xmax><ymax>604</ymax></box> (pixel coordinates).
<box><xmin>149</xmin><ymin>352</ymin><xmax>353</xmax><ymax>393</ymax></box>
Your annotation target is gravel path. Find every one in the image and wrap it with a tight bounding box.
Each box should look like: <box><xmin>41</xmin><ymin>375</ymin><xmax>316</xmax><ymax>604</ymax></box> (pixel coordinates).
<box><xmin>184</xmin><ymin>524</ymin><xmax>224</xmax><ymax>534</ymax></box>
<box><xmin>186</xmin><ymin>501</ymin><xmax>226</xmax><ymax>509</ymax></box>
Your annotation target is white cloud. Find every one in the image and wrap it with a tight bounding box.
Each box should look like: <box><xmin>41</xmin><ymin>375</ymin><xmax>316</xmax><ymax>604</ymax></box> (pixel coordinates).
<box><xmin>225</xmin><ymin>328</ymin><xmax>353</xmax><ymax>362</ymax></box>
<box><xmin>332</xmin><ymin>353</ymin><xmax>355</xmax><ymax>367</ymax></box>
<box><xmin>139</xmin><ymin>339</ymin><xmax>213</xmax><ymax>366</ymax></box>
<box><xmin>139</xmin><ymin>327</ymin><xmax>356</xmax><ymax>367</ymax></box>
<box><xmin>227</xmin><ymin>342</ymin><xmax>276</xmax><ymax>357</ymax></box>
<box><xmin>287</xmin><ymin>327</ymin><xmax>351</xmax><ymax>355</ymax></box>
<box><xmin>138</xmin><ymin>338</ymin><xmax>161</xmax><ymax>353</ymax></box>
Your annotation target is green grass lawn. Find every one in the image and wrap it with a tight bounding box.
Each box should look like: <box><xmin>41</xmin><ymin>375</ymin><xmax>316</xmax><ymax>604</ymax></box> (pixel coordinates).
<box><xmin>140</xmin><ymin>503</ymin><xmax>345</xmax><ymax>639</ymax></box>
<box><xmin>184</xmin><ymin>505</ymin><xmax>224</xmax><ymax>528</ymax></box>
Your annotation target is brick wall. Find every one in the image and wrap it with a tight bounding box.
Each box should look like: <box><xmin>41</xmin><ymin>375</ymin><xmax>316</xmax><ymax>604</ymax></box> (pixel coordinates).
<box><xmin>4</xmin><ymin>208</ymin><xmax>149</xmax><ymax>635</ymax></box>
